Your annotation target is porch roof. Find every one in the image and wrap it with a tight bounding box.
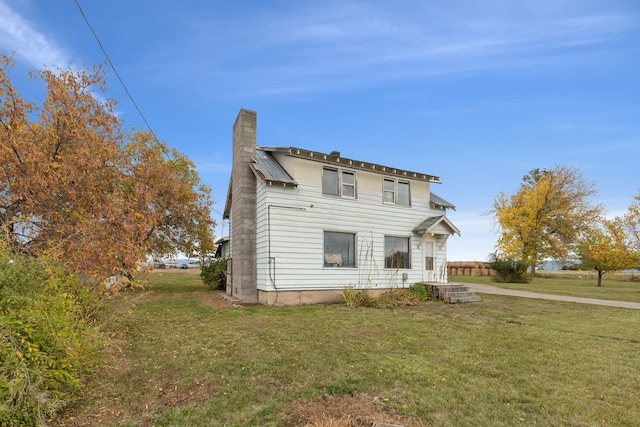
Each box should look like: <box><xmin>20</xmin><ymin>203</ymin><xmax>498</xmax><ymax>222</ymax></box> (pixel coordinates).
<box><xmin>413</xmin><ymin>215</ymin><xmax>461</xmax><ymax>236</ymax></box>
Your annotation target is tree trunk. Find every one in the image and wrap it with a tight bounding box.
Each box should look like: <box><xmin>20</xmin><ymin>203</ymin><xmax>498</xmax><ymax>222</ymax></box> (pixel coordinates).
<box><xmin>597</xmin><ymin>270</ymin><xmax>603</xmax><ymax>287</ymax></box>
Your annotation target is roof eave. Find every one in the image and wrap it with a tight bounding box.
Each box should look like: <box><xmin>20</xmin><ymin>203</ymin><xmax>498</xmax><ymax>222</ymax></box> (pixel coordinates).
<box><xmin>260</xmin><ymin>146</ymin><xmax>441</xmax><ymax>183</ymax></box>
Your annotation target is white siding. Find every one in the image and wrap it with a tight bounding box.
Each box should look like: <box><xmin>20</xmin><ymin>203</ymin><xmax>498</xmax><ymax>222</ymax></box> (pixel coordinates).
<box><xmin>255</xmin><ymin>159</ymin><xmax>453</xmax><ymax>292</ymax></box>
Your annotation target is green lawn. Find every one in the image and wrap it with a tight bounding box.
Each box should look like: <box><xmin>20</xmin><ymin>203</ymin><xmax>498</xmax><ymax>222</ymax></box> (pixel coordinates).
<box><xmin>451</xmin><ymin>274</ymin><xmax>640</xmax><ymax>303</ymax></box>
<box><xmin>58</xmin><ymin>271</ymin><xmax>640</xmax><ymax>426</ymax></box>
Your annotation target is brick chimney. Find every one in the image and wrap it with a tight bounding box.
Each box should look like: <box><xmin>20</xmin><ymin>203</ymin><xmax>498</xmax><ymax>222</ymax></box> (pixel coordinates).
<box><xmin>230</xmin><ymin>109</ymin><xmax>257</xmax><ymax>302</ymax></box>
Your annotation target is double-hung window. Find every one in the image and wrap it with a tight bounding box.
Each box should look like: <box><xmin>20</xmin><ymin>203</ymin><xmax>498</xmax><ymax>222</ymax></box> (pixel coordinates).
<box><xmin>384</xmin><ymin>236</ymin><xmax>411</xmax><ymax>269</ymax></box>
<box><xmin>383</xmin><ymin>178</ymin><xmax>411</xmax><ymax>206</ymax></box>
<box><xmin>323</xmin><ymin>167</ymin><xmax>356</xmax><ymax>198</ymax></box>
<box><xmin>324</xmin><ymin>231</ymin><xmax>356</xmax><ymax>267</ymax></box>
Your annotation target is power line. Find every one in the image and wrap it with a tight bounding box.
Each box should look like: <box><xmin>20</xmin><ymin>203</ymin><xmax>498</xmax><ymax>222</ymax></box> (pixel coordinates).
<box><xmin>73</xmin><ymin>0</ymin><xmax>159</xmax><ymax>142</ymax></box>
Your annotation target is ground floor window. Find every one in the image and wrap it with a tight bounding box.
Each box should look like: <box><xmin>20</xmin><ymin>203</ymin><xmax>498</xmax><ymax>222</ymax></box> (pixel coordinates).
<box><xmin>384</xmin><ymin>236</ymin><xmax>411</xmax><ymax>269</ymax></box>
<box><xmin>324</xmin><ymin>231</ymin><xmax>356</xmax><ymax>267</ymax></box>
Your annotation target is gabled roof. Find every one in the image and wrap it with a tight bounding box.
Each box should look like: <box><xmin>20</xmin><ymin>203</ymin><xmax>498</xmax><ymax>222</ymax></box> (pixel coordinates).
<box><xmin>430</xmin><ymin>192</ymin><xmax>456</xmax><ymax>210</ymax></box>
<box><xmin>413</xmin><ymin>215</ymin><xmax>461</xmax><ymax>236</ymax></box>
<box><xmin>250</xmin><ymin>149</ymin><xmax>297</xmax><ymax>186</ymax></box>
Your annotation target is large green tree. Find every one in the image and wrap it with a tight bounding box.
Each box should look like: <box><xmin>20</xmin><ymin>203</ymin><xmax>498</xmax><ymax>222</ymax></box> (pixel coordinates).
<box><xmin>0</xmin><ymin>54</ymin><xmax>214</xmax><ymax>281</ymax></box>
<box><xmin>490</xmin><ymin>165</ymin><xmax>602</xmax><ymax>274</ymax></box>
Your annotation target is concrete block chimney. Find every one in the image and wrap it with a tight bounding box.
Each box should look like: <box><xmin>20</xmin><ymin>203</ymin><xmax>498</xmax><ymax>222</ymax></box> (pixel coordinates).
<box><xmin>230</xmin><ymin>109</ymin><xmax>257</xmax><ymax>302</ymax></box>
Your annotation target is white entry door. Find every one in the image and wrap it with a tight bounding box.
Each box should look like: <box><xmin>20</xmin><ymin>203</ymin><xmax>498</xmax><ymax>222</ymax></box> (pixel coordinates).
<box><xmin>422</xmin><ymin>239</ymin><xmax>435</xmax><ymax>282</ymax></box>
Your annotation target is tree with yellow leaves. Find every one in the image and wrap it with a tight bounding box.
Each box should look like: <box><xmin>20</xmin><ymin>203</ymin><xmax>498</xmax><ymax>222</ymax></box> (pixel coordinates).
<box><xmin>0</xmin><ymin>54</ymin><xmax>214</xmax><ymax>281</ymax></box>
<box><xmin>613</xmin><ymin>191</ymin><xmax>640</xmax><ymax>270</ymax></box>
<box><xmin>576</xmin><ymin>221</ymin><xmax>634</xmax><ymax>286</ymax></box>
<box><xmin>490</xmin><ymin>165</ymin><xmax>602</xmax><ymax>275</ymax></box>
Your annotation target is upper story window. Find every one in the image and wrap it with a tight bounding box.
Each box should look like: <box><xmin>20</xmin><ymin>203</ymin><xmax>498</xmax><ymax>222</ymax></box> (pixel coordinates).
<box><xmin>323</xmin><ymin>167</ymin><xmax>356</xmax><ymax>198</ymax></box>
<box><xmin>383</xmin><ymin>178</ymin><xmax>411</xmax><ymax>206</ymax></box>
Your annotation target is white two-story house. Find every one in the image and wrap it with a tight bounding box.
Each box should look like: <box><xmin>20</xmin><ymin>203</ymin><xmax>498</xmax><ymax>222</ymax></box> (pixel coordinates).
<box><xmin>222</xmin><ymin>109</ymin><xmax>460</xmax><ymax>305</ymax></box>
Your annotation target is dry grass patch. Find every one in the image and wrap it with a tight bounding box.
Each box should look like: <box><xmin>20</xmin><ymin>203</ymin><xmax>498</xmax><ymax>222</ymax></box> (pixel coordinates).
<box><xmin>282</xmin><ymin>394</ymin><xmax>427</xmax><ymax>426</ymax></box>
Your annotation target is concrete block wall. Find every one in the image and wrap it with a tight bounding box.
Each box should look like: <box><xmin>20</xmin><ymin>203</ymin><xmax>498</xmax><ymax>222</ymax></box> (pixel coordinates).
<box><xmin>230</xmin><ymin>109</ymin><xmax>258</xmax><ymax>302</ymax></box>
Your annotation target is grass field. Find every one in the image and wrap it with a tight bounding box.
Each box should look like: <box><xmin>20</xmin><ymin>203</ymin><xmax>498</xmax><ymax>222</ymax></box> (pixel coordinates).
<box><xmin>56</xmin><ymin>270</ymin><xmax>640</xmax><ymax>426</ymax></box>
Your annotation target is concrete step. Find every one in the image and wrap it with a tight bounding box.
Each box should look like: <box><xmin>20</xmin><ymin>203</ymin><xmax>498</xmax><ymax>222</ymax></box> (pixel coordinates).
<box><xmin>449</xmin><ymin>294</ymin><xmax>482</xmax><ymax>303</ymax></box>
<box><xmin>430</xmin><ymin>284</ymin><xmax>482</xmax><ymax>303</ymax></box>
<box><xmin>436</xmin><ymin>285</ymin><xmax>469</xmax><ymax>292</ymax></box>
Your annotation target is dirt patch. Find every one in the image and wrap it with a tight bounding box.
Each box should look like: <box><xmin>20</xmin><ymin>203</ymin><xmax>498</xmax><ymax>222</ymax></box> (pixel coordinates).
<box><xmin>196</xmin><ymin>290</ymin><xmax>236</xmax><ymax>310</ymax></box>
<box><xmin>281</xmin><ymin>394</ymin><xmax>429</xmax><ymax>427</ymax></box>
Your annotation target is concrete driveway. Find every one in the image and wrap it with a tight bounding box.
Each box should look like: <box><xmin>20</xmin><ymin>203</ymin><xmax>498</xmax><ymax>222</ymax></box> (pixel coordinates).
<box><xmin>454</xmin><ymin>282</ymin><xmax>640</xmax><ymax>310</ymax></box>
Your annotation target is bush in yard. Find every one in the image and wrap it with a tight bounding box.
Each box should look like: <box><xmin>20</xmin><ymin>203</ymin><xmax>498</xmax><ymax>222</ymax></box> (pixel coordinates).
<box><xmin>486</xmin><ymin>253</ymin><xmax>531</xmax><ymax>283</ymax></box>
<box><xmin>0</xmin><ymin>244</ymin><xmax>104</xmax><ymax>426</ymax></box>
<box><xmin>374</xmin><ymin>288</ymin><xmax>420</xmax><ymax>308</ymax></box>
<box><xmin>200</xmin><ymin>258</ymin><xmax>227</xmax><ymax>290</ymax></box>
<box><xmin>409</xmin><ymin>282</ymin><xmax>432</xmax><ymax>301</ymax></box>
<box><xmin>342</xmin><ymin>286</ymin><xmax>423</xmax><ymax>308</ymax></box>
<box><xmin>341</xmin><ymin>286</ymin><xmax>374</xmax><ymax>307</ymax></box>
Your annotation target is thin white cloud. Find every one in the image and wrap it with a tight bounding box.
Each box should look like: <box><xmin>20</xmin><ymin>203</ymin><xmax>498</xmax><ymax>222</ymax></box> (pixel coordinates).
<box><xmin>122</xmin><ymin>1</ymin><xmax>638</xmax><ymax>99</ymax></box>
<box><xmin>0</xmin><ymin>1</ymin><xmax>68</xmax><ymax>67</ymax></box>
<box><xmin>167</xmin><ymin>1</ymin><xmax>637</xmax><ymax>96</ymax></box>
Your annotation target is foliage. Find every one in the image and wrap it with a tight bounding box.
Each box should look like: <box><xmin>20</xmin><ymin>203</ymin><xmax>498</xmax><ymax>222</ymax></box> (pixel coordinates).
<box><xmin>341</xmin><ymin>286</ymin><xmax>374</xmax><ymax>307</ymax></box>
<box><xmin>490</xmin><ymin>165</ymin><xmax>602</xmax><ymax>273</ymax></box>
<box><xmin>0</xmin><ymin>54</ymin><xmax>214</xmax><ymax>281</ymax></box>
<box><xmin>614</xmin><ymin>191</ymin><xmax>640</xmax><ymax>270</ymax></box>
<box><xmin>409</xmin><ymin>282</ymin><xmax>432</xmax><ymax>301</ymax></box>
<box><xmin>200</xmin><ymin>258</ymin><xmax>227</xmax><ymax>290</ymax></box>
<box><xmin>486</xmin><ymin>253</ymin><xmax>531</xmax><ymax>283</ymax></box>
<box><xmin>342</xmin><ymin>285</ymin><xmax>423</xmax><ymax>308</ymax></box>
<box><xmin>0</xmin><ymin>242</ymin><xmax>104</xmax><ymax>426</ymax></box>
<box><xmin>576</xmin><ymin>221</ymin><xmax>635</xmax><ymax>286</ymax></box>
<box><xmin>374</xmin><ymin>288</ymin><xmax>420</xmax><ymax>307</ymax></box>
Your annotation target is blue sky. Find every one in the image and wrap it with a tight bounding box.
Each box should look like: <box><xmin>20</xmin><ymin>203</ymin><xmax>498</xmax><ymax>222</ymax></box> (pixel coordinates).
<box><xmin>2</xmin><ymin>0</ymin><xmax>639</xmax><ymax>261</ymax></box>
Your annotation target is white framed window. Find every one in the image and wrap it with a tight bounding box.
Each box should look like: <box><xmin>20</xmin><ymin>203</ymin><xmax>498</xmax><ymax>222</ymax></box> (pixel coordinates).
<box><xmin>323</xmin><ymin>167</ymin><xmax>356</xmax><ymax>198</ymax></box>
<box><xmin>324</xmin><ymin>231</ymin><xmax>356</xmax><ymax>268</ymax></box>
<box><xmin>383</xmin><ymin>178</ymin><xmax>411</xmax><ymax>206</ymax></box>
<box><xmin>383</xmin><ymin>178</ymin><xmax>395</xmax><ymax>203</ymax></box>
<box><xmin>384</xmin><ymin>236</ymin><xmax>411</xmax><ymax>269</ymax></box>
